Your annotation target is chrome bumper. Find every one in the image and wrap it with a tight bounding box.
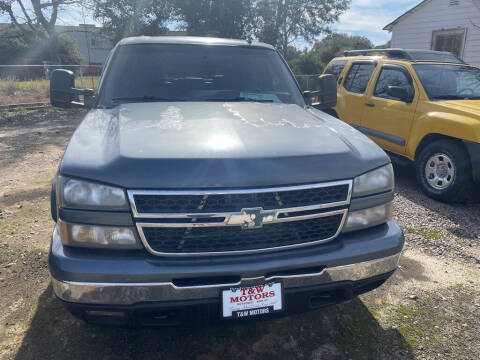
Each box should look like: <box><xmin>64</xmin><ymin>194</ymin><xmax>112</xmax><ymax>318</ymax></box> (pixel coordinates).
<box><xmin>52</xmin><ymin>252</ymin><xmax>402</xmax><ymax>305</ymax></box>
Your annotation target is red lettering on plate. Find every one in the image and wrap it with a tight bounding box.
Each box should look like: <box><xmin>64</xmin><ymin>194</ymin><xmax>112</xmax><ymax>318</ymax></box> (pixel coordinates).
<box><xmin>240</xmin><ymin>295</ymin><xmax>247</xmax><ymax>302</ymax></box>
<box><xmin>241</xmin><ymin>288</ymin><xmax>247</xmax><ymax>296</ymax></box>
<box><xmin>262</xmin><ymin>292</ymin><xmax>269</xmax><ymax>298</ymax></box>
<box><xmin>254</xmin><ymin>294</ymin><xmax>261</xmax><ymax>300</ymax></box>
<box><xmin>269</xmin><ymin>291</ymin><xmax>275</xmax><ymax>297</ymax></box>
<box><xmin>230</xmin><ymin>297</ymin><xmax>239</xmax><ymax>303</ymax></box>
<box><xmin>255</xmin><ymin>286</ymin><xmax>265</xmax><ymax>293</ymax></box>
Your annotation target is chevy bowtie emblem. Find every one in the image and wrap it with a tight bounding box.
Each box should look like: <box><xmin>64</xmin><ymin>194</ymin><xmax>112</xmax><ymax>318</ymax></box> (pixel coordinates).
<box><xmin>227</xmin><ymin>208</ymin><xmax>276</xmax><ymax>229</ymax></box>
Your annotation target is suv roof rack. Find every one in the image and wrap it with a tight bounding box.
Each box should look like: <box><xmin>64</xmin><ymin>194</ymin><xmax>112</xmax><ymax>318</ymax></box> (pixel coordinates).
<box><xmin>343</xmin><ymin>48</ymin><xmax>465</xmax><ymax>64</ymax></box>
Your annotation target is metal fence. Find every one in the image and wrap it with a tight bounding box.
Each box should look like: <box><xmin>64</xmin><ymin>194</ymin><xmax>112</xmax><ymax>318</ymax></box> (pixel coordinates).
<box><xmin>0</xmin><ymin>64</ymin><xmax>102</xmax><ymax>107</ymax></box>
<box><xmin>295</xmin><ymin>74</ymin><xmax>321</xmax><ymax>91</ymax></box>
<box><xmin>0</xmin><ymin>64</ymin><xmax>320</xmax><ymax>108</ymax></box>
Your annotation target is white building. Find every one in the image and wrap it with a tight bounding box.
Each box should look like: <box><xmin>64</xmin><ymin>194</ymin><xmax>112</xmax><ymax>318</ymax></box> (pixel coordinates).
<box><xmin>384</xmin><ymin>0</ymin><xmax>480</xmax><ymax>67</ymax></box>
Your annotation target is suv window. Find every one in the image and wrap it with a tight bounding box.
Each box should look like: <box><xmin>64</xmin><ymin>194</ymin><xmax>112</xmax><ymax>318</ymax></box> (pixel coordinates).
<box><xmin>414</xmin><ymin>64</ymin><xmax>480</xmax><ymax>100</ymax></box>
<box><xmin>343</xmin><ymin>63</ymin><xmax>376</xmax><ymax>94</ymax></box>
<box><xmin>325</xmin><ymin>60</ymin><xmax>348</xmax><ymax>80</ymax></box>
<box><xmin>374</xmin><ymin>67</ymin><xmax>414</xmax><ymax>99</ymax></box>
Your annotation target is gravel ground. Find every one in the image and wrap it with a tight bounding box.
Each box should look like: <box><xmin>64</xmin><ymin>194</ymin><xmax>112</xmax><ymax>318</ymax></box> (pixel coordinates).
<box><xmin>393</xmin><ymin>164</ymin><xmax>480</xmax><ymax>265</ymax></box>
<box><xmin>0</xmin><ymin>108</ymin><xmax>479</xmax><ymax>360</ymax></box>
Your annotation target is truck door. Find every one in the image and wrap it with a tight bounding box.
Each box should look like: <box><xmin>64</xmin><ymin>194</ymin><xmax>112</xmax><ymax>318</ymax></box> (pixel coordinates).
<box><xmin>360</xmin><ymin>64</ymin><xmax>417</xmax><ymax>155</ymax></box>
<box><xmin>336</xmin><ymin>61</ymin><xmax>377</xmax><ymax>125</ymax></box>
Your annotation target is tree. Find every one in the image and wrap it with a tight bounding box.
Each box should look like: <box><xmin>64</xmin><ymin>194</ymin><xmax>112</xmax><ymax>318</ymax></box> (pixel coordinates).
<box><xmin>175</xmin><ymin>0</ymin><xmax>254</xmax><ymax>39</ymax></box>
<box><xmin>375</xmin><ymin>40</ymin><xmax>391</xmax><ymax>49</ymax></box>
<box><xmin>254</xmin><ymin>0</ymin><xmax>350</xmax><ymax>55</ymax></box>
<box><xmin>90</xmin><ymin>0</ymin><xmax>175</xmax><ymax>43</ymax></box>
<box><xmin>0</xmin><ymin>0</ymin><xmax>83</xmax><ymax>63</ymax></box>
<box><xmin>288</xmin><ymin>50</ymin><xmax>323</xmax><ymax>75</ymax></box>
<box><xmin>311</xmin><ymin>33</ymin><xmax>374</xmax><ymax>64</ymax></box>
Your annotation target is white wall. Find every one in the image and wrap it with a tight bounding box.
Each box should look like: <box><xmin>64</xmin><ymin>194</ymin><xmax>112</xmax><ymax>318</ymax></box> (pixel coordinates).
<box><xmin>390</xmin><ymin>0</ymin><xmax>480</xmax><ymax>66</ymax></box>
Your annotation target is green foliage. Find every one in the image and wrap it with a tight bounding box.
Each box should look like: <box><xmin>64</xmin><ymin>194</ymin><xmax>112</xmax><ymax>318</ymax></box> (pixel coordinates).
<box><xmin>288</xmin><ymin>51</ymin><xmax>323</xmax><ymax>75</ymax></box>
<box><xmin>91</xmin><ymin>0</ymin><xmax>174</xmax><ymax>43</ymax></box>
<box><xmin>0</xmin><ymin>27</ymin><xmax>29</xmax><ymax>64</ymax></box>
<box><xmin>89</xmin><ymin>0</ymin><xmax>351</xmax><ymax>56</ymax></box>
<box><xmin>175</xmin><ymin>0</ymin><xmax>254</xmax><ymax>38</ymax></box>
<box><xmin>375</xmin><ymin>40</ymin><xmax>392</xmax><ymax>49</ymax></box>
<box><xmin>311</xmin><ymin>33</ymin><xmax>374</xmax><ymax>65</ymax></box>
<box><xmin>54</xmin><ymin>34</ymin><xmax>85</xmax><ymax>65</ymax></box>
<box><xmin>255</xmin><ymin>0</ymin><xmax>351</xmax><ymax>55</ymax></box>
<box><xmin>0</xmin><ymin>29</ymin><xmax>84</xmax><ymax>78</ymax></box>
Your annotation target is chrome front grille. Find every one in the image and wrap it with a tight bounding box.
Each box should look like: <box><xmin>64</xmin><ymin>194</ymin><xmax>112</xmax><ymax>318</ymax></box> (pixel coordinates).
<box><xmin>128</xmin><ymin>180</ymin><xmax>352</xmax><ymax>257</ymax></box>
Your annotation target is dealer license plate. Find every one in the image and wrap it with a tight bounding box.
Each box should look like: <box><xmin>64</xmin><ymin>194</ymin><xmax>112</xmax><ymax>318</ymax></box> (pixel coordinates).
<box><xmin>221</xmin><ymin>282</ymin><xmax>283</xmax><ymax>319</ymax></box>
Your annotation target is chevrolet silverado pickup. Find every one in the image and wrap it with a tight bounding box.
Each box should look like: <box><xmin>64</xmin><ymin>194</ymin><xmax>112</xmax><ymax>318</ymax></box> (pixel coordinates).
<box><xmin>48</xmin><ymin>36</ymin><xmax>404</xmax><ymax>327</ymax></box>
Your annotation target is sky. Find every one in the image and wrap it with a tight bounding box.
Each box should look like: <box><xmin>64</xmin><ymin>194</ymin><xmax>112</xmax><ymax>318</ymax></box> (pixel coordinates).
<box><xmin>332</xmin><ymin>0</ymin><xmax>421</xmax><ymax>45</ymax></box>
<box><xmin>1</xmin><ymin>0</ymin><xmax>423</xmax><ymax>46</ymax></box>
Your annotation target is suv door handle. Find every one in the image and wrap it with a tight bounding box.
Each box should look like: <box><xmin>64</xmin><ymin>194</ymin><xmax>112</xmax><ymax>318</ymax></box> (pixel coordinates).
<box><xmin>365</xmin><ymin>103</ymin><xmax>375</xmax><ymax>108</ymax></box>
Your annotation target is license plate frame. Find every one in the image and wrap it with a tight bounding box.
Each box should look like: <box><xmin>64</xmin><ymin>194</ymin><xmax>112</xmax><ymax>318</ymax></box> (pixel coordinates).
<box><xmin>221</xmin><ymin>282</ymin><xmax>284</xmax><ymax>319</ymax></box>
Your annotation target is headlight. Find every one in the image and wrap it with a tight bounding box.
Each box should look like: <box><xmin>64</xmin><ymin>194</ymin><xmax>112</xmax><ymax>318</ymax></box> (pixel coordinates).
<box><xmin>58</xmin><ymin>220</ymin><xmax>139</xmax><ymax>249</ymax></box>
<box><xmin>353</xmin><ymin>164</ymin><xmax>394</xmax><ymax>197</ymax></box>
<box><xmin>342</xmin><ymin>202</ymin><xmax>392</xmax><ymax>233</ymax></box>
<box><xmin>58</xmin><ymin>176</ymin><xmax>128</xmax><ymax>210</ymax></box>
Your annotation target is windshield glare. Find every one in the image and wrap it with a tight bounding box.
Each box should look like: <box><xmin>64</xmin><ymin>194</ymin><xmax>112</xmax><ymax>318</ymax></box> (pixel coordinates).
<box><xmin>99</xmin><ymin>44</ymin><xmax>305</xmax><ymax>107</ymax></box>
<box><xmin>414</xmin><ymin>64</ymin><xmax>480</xmax><ymax>100</ymax></box>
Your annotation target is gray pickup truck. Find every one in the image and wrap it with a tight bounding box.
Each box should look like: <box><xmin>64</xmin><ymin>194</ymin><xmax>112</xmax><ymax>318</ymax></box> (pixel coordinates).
<box><xmin>48</xmin><ymin>36</ymin><xmax>404</xmax><ymax>327</ymax></box>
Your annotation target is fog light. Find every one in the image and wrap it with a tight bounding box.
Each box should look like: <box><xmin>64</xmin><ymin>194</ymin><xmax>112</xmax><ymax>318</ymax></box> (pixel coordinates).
<box><xmin>59</xmin><ymin>220</ymin><xmax>139</xmax><ymax>249</ymax></box>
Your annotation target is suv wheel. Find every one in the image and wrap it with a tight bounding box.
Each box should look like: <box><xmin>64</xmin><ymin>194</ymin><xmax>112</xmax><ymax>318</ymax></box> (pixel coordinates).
<box><xmin>416</xmin><ymin>140</ymin><xmax>474</xmax><ymax>202</ymax></box>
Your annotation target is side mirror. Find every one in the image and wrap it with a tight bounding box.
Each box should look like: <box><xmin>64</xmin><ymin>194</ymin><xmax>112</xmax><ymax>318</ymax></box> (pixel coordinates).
<box><xmin>309</xmin><ymin>74</ymin><xmax>337</xmax><ymax>110</ymax></box>
<box><xmin>50</xmin><ymin>69</ymin><xmax>95</xmax><ymax>108</ymax></box>
<box><xmin>50</xmin><ymin>69</ymin><xmax>75</xmax><ymax>108</ymax></box>
<box><xmin>387</xmin><ymin>86</ymin><xmax>412</xmax><ymax>103</ymax></box>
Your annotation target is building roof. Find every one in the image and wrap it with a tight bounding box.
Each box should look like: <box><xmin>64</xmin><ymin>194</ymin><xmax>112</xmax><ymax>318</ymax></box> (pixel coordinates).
<box><xmin>383</xmin><ymin>0</ymin><xmax>432</xmax><ymax>31</ymax></box>
<box><xmin>118</xmin><ymin>36</ymin><xmax>274</xmax><ymax>49</ymax></box>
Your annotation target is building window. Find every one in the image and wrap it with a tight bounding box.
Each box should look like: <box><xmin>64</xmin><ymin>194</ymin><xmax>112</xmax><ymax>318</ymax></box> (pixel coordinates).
<box><xmin>431</xmin><ymin>28</ymin><xmax>466</xmax><ymax>58</ymax></box>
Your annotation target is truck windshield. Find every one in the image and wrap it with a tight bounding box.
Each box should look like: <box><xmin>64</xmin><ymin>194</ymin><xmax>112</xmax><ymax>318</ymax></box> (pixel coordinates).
<box><xmin>413</xmin><ymin>64</ymin><xmax>480</xmax><ymax>100</ymax></box>
<box><xmin>98</xmin><ymin>43</ymin><xmax>305</xmax><ymax>107</ymax></box>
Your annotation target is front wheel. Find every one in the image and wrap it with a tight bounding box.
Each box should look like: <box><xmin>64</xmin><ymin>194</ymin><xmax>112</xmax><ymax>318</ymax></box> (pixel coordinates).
<box><xmin>415</xmin><ymin>140</ymin><xmax>474</xmax><ymax>202</ymax></box>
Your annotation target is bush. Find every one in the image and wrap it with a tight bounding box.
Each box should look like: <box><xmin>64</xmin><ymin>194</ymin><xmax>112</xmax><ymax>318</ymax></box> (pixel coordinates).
<box><xmin>0</xmin><ymin>27</ymin><xmax>84</xmax><ymax>80</ymax></box>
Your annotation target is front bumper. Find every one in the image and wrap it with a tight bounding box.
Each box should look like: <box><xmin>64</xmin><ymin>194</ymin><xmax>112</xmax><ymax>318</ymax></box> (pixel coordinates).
<box><xmin>53</xmin><ymin>253</ymin><xmax>400</xmax><ymax>305</ymax></box>
<box><xmin>50</xmin><ymin>220</ymin><xmax>404</xmax><ymax>306</ymax></box>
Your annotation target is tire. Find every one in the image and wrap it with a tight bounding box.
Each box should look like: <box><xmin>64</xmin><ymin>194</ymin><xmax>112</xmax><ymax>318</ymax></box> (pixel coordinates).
<box><xmin>415</xmin><ymin>139</ymin><xmax>475</xmax><ymax>202</ymax></box>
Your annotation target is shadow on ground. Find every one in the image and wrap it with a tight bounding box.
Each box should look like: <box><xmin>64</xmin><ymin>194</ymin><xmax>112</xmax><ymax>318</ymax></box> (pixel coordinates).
<box><xmin>14</xmin><ymin>283</ymin><xmax>415</xmax><ymax>360</ymax></box>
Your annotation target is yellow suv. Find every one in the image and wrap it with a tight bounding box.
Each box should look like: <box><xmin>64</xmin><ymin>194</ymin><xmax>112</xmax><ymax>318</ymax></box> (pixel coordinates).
<box><xmin>324</xmin><ymin>49</ymin><xmax>480</xmax><ymax>202</ymax></box>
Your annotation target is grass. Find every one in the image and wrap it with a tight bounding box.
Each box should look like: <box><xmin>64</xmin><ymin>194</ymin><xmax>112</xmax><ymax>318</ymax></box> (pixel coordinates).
<box><xmin>0</xmin><ymin>76</ymin><xmax>100</xmax><ymax>105</ymax></box>
<box><xmin>377</xmin><ymin>284</ymin><xmax>479</xmax><ymax>355</ymax></box>
<box><xmin>407</xmin><ymin>228</ymin><xmax>442</xmax><ymax>240</ymax></box>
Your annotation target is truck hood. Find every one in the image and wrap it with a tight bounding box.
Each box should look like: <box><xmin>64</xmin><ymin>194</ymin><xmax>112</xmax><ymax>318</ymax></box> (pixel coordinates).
<box><xmin>60</xmin><ymin>102</ymin><xmax>390</xmax><ymax>188</ymax></box>
<box><xmin>430</xmin><ymin>100</ymin><xmax>480</xmax><ymax>118</ymax></box>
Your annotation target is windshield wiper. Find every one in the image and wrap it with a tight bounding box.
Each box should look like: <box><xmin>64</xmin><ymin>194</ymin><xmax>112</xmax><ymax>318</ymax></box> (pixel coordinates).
<box><xmin>112</xmin><ymin>95</ymin><xmax>185</xmax><ymax>103</ymax></box>
<box><xmin>204</xmin><ymin>97</ymin><xmax>274</xmax><ymax>103</ymax></box>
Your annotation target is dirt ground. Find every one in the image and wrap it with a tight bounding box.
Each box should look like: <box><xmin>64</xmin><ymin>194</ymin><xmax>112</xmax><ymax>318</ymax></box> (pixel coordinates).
<box><xmin>0</xmin><ymin>108</ymin><xmax>479</xmax><ymax>360</ymax></box>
